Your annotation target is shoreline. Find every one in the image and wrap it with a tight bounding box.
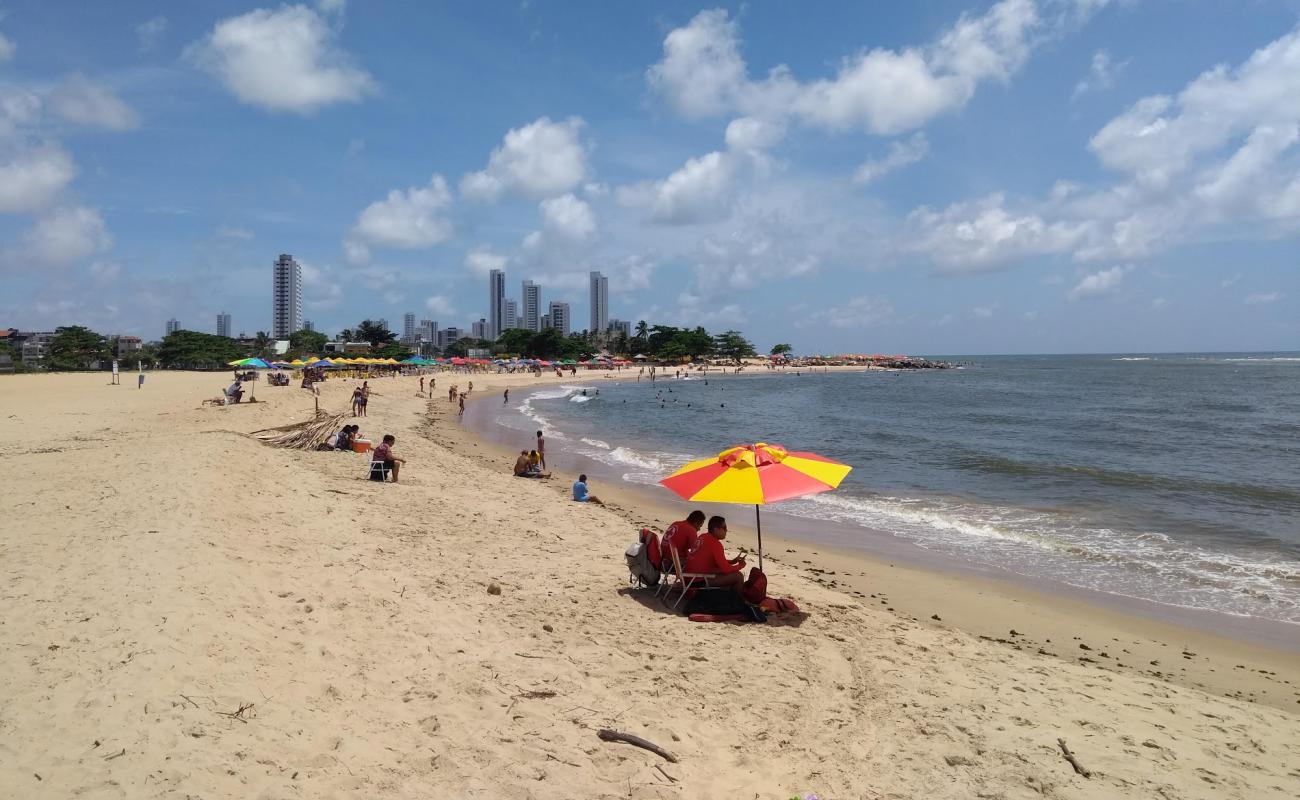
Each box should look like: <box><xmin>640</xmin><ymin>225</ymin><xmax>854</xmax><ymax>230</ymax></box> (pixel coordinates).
<box><xmin>452</xmin><ymin>371</ymin><xmax>1300</xmax><ymax>712</ymax></box>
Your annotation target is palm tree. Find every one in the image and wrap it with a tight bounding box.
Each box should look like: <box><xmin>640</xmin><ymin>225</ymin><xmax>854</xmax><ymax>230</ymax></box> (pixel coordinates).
<box><xmin>356</xmin><ymin>319</ymin><xmax>397</xmax><ymax>350</ymax></box>
<box><xmin>252</xmin><ymin>331</ymin><xmax>271</xmax><ymax>358</ymax></box>
<box><xmin>634</xmin><ymin>320</ymin><xmax>649</xmax><ymax>341</ymax></box>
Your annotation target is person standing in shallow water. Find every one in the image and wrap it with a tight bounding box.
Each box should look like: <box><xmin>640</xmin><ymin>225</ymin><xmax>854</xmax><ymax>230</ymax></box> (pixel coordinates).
<box><xmin>504</xmin><ymin>388</ymin><xmax>509</xmax><ymax>404</ymax></box>
<box><xmin>536</xmin><ymin>430</ymin><xmax>546</xmax><ymax>470</ymax></box>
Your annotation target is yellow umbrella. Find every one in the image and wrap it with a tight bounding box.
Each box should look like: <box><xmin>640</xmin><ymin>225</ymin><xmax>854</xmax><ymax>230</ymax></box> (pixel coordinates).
<box><xmin>383</xmin><ymin>357</ymin><xmax>400</xmax><ymax>364</ymax></box>
<box><xmin>289</xmin><ymin>359</ymin><xmax>308</xmax><ymax>367</ymax></box>
<box><xmin>659</xmin><ymin>442</ymin><xmax>851</xmax><ymax>568</ymax></box>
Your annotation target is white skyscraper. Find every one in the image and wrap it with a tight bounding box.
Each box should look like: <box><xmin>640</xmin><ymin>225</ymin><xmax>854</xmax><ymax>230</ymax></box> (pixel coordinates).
<box><xmin>165</xmin><ymin>318</ymin><xmax>181</xmax><ymax>335</ymax></box>
<box><xmin>548</xmin><ymin>301</ymin><xmax>571</xmax><ymax>336</ymax></box>
<box><xmin>272</xmin><ymin>254</ymin><xmax>302</xmax><ymax>338</ymax></box>
<box><xmin>504</xmin><ymin>299</ymin><xmax>518</xmax><ymax>330</ymax></box>
<box><xmin>471</xmin><ymin>318</ymin><xmax>488</xmax><ymax>340</ymax></box>
<box><xmin>403</xmin><ymin>312</ymin><xmax>416</xmax><ymax>344</ymax></box>
<box><xmin>216</xmin><ymin>312</ymin><xmax>231</xmax><ymax>338</ymax></box>
<box><xmin>589</xmin><ymin>270</ymin><xmax>608</xmax><ymax>334</ymax></box>
<box><xmin>522</xmin><ymin>280</ymin><xmax>541</xmax><ymax>332</ymax></box>
<box><xmin>488</xmin><ymin>269</ymin><xmax>506</xmax><ymax>340</ymax></box>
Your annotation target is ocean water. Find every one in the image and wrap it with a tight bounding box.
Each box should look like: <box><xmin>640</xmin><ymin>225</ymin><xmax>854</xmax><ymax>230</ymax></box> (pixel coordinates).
<box><xmin>480</xmin><ymin>354</ymin><xmax>1300</xmax><ymax>625</ymax></box>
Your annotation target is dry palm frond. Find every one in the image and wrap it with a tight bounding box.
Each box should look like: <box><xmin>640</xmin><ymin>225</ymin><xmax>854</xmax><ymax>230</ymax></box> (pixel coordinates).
<box><xmin>251</xmin><ymin>411</ymin><xmax>347</xmax><ymax>450</ymax></box>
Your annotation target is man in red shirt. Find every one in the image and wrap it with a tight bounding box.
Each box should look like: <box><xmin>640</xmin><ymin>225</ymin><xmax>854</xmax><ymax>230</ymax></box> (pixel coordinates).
<box><xmin>660</xmin><ymin>510</ymin><xmax>705</xmax><ymax>571</ymax></box>
<box><xmin>684</xmin><ymin>516</ymin><xmax>746</xmax><ymax>590</ymax></box>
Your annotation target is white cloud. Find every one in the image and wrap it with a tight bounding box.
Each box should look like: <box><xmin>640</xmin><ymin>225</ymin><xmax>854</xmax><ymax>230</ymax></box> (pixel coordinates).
<box><xmin>649</xmin><ymin>151</ymin><xmax>737</xmax><ymax>225</ymax></box>
<box><xmin>463</xmin><ymin>247</ymin><xmax>508</xmax><ymax>277</ymax></box>
<box><xmin>0</xmin><ymin>143</ymin><xmax>77</xmax><ymax>213</ymax></box>
<box><xmin>88</xmin><ymin>260</ymin><xmax>120</xmax><ymax>284</ymax></box>
<box><xmin>350</xmin><ymin>175</ymin><xmax>454</xmax><ymax>250</ymax></box>
<box><xmin>1073</xmin><ymin>49</ymin><xmax>1123</xmax><ymax>97</ymax></box>
<box><xmin>215</xmin><ymin>225</ymin><xmax>254</xmax><ymax>240</ymax></box>
<box><xmin>460</xmin><ymin>116</ymin><xmax>588</xmax><ymax>201</ymax></box>
<box><xmin>300</xmin><ymin>261</ymin><xmax>343</xmax><ymax>309</ymax></box>
<box><xmin>905</xmin><ymin>194</ymin><xmax>1088</xmax><ymax>272</ymax></box>
<box><xmin>539</xmin><ymin>193</ymin><xmax>596</xmax><ymax>240</ymax></box>
<box><xmin>647</xmin><ymin>0</ymin><xmax>1089</xmax><ymax>136</ymax></box>
<box><xmin>425</xmin><ymin>294</ymin><xmax>454</xmax><ymax>316</ymax></box>
<box><xmin>21</xmin><ymin>206</ymin><xmax>113</xmax><ymax>268</ymax></box>
<box><xmin>48</xmin><ymin>74</ymin><xmax>140</xmax><ymax>130</ymax></box>
<box><xmin>798</xmin><ymin>295</ymin><xmax>895</xmax><ymax>329</ymax></box>
<box><xmin>1151</xmin><ymin>297</ymin><xmax>1167</xmax><ymax>310</ymax></box>
<box><xmin>187</xmin><ymin>4</ymin><xmax>375</xmax><ymax>113</ymax></box>
<box><xmin>1221</xmin><ymin>272</ymin><xmax>1242</xmax><ymax>288</ymax></box>
<box><xmin>0</xmin><ymin>87</ymin><xmax>42</xmax><ymax>138</ymax></box>
<box><xmin>971</xmin><ymin>305</ymin><xmax>994</xmax><ymax>318</ymax></box>
<box><xmin>1068</xmin><ymin>265</ymin><xmax>1125</xmax><ymax>300</ymax></box>
<box><xmin>723</xmin><ymin>116</ymin><xmax>786</xmax><ymax>154</ymax></box>
<box><xmin>855</xmin><ymin>132</ymin><xmax>929</xmax><ymax>184</ymax></box>
<box><xmin>1244</xmin><ymin>291</ymin><xmax>1282</xmax><ymax>304</ymax></box>
<box><xmin>136</xmin><ymin>16</ymin><xmax>168</xmax><ymax>51</ymax></box>
<box><xmin>0</xmin><ymin>32</ymin><xmax>13</xmax><ymax>63</ymax></box>
<box><xmin>1089</xmin><ymin>28</ymin><xmax>1300</xmax><ymax>189</ymax></box>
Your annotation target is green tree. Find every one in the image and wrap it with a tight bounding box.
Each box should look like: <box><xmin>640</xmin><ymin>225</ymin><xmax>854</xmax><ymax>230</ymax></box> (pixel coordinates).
<box><xmin>251</xmin><ymin>331</ymin><xmax>272</xmax><ymax>358</ymax></box>
<box><xmin>770</xmin><ymin>343</ymin><xmax>793</xmax><ymax>357</ymax></box>
<box><xmin>356</xmin><ymin>319</ymin><xmax>397</xmax><ymax>349</ymax></box>
<box><xmin>289</xmin><ymin>328</ymin><xmax>328</xmax><ymax>355</ymax></box>
<box><xmin>47</xmin><ymin>326</ymin><xmax>109</xmax><ymax>370</ymax></box>
<box><xmin>443</xmin><ymin>336</ymin><xmax>478</xmax><ymax>357</ymax></box>
<box><xmin>714</xmin><ymin>330</ymin><xmax>757</xmax><ymax>362</ymax></box>
<box><xmin>158</xmin><ymin>330</ymin><xmax>243</xmax><ymax>368</ymax></box>
<box><xmin>634</xmin><ymin>320</ymin><xmax>649</xmax><ymax>341</ymax></box>
<box><xmin>494</xmin><ymin>328</ymin><xmax>534</xmax><ymax>356</ymax></box>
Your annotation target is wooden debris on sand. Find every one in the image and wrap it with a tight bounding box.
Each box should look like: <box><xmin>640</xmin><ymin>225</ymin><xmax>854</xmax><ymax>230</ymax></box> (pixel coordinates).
<box><xmin>251</xmin><ymin>411</ymin><xmax>346</xmax><ymax>450</ymax></box>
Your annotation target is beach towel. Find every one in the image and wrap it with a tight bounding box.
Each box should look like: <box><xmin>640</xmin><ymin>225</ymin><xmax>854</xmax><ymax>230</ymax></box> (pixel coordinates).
<box><xmin>758</xmin><ymin>597</ymin><xmax>801</xmax><ymax>615</ymax></box>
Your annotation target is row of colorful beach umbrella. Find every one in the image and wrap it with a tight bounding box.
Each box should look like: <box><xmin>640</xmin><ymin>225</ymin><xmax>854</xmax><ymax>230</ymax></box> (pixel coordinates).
<box><xmin>229</xmin><ymin>355</ymin><xmax>636</xmax><ymax>369</ymax></box>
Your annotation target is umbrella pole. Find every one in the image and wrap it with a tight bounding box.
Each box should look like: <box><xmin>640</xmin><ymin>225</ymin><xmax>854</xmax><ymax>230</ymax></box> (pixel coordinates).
<box><xmin>754</xmin><ymin>504</ymin><xmax>763</xmax><ymax>571</ymax></box>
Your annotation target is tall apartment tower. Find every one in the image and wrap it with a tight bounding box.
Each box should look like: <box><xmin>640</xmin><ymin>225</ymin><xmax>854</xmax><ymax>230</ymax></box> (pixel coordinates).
<box><xmin>165</xmin><ymin>318</ymin><xmax>181</xmax><ymax>336</ymax></box>
<box><xmin>522</xmin><ymin>280</ymin><xmax>541</xmax><ymax>332</ymax></box>
<box><xmin>471</xmin><ymin>319</ymin><xmax>488</xmax><ymax>340</ymax></box>
<box><xmin>403</xmin><ymin>312</ymin><xmax>416</xmax><ymax>344</ymax></box>
<box><xmin>488</xmin><ymin>269</ymin><xmax>506</xmax><ymax>340</ymax></box>
<box><xmin>504</xmin><ymin>299</ymin><xmax>519</xmax><ymax>330</ymax></box>
<box><xmin>548</xmin><ymin>301</ymin><xmax>571</xmax><ymax>336</ymax></box>
<box><xmin>216</xmin><ymin>312</ymin><xmax>231</xmax><ymax>338</ymax></box>
<box><xmin>272</xmin><ymin>254</ymin><xmax>302</xmax><ymax>339</ymax></box>
<box><xmin>589</xmin><ymin>270</ymin><xmax>608</xmax><ymax>334</ymax></box>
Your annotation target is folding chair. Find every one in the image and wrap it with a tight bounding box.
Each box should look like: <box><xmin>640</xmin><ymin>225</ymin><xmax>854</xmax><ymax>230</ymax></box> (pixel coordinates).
<box><xmin>367</xmin><ymin>459</ymin><xmax>391</xmax><ymax>482</ymax></box>
<box><xmin>662</xmin><ymin>542</ymin><xmax>713</xmax><ymax>610</ymax></box>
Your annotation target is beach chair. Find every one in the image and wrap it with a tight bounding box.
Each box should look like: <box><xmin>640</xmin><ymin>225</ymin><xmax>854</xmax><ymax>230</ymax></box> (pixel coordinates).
<box><xmin>367</xmin><ymin>458</ymin><xmax>391</xmax><ymax>482</ymax></box>
<box><xmin>662</xmin><ymin>543</ymin><xmax>713</xmax><ymax>611</ymax></box>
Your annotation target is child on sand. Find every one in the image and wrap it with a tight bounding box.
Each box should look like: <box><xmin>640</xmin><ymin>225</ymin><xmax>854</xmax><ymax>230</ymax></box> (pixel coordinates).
<box><xmin>572</xmin><ymin>474</ymin><xmax>603</xmax><ymax>505</ymax></box>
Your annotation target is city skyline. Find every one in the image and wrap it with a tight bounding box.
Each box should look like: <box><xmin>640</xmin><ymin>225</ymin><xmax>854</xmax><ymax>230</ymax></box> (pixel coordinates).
<box><xmin>0</xmin><ymin>3</ymin><xmax>1297</xmax><ymax>354</ymax></box>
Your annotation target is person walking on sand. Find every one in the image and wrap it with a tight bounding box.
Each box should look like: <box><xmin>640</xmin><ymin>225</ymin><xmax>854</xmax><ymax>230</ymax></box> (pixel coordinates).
<box><xmin>572</xmin><ymin>474</ymin><xmax>603</xmax><ymax>505</ymax></box>
<box><xmin>419</xmin><ymin>376</ymin><xmax>425</xmax><ymax>394</ymax></box>
<box><xmin>351</xmin><ymin>386</ymin><xmax>363</xmax><ymax>416</ymax></box>
<box><xmin>458</xmin><ymin>393</ymin><xmax>466</xmax><ymax>417</ymax></box>
<box><xmin>536</xmin><ymin>430</ymin><xmax>546</xmax><ymax>470</ymax></box>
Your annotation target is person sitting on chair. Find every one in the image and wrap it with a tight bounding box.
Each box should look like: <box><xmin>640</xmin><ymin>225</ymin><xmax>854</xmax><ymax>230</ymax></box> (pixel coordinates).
<box><xmin>661</xmin><ymin>510</ymin><xmax>705</xmax><ymax>571</ymax></box>
<box><xmin>684</xmin><ymin>515</ymin><xmax>746</xmax><ymax>592</ymax></box>
<box><xmin>371</xmin><ymin>434</ymin><xmax>405</xmax><ymax>483</ymax></box>
<box><xmin>224</xmin><ymin>379</ymin><xmax>244</xmax><ymax>404</ymax></box>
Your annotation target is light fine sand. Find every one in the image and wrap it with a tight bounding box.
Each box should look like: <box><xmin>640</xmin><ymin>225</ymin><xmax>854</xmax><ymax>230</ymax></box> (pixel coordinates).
<box><xmin>1</xmin><ymin>371</ymin><xmax>1297</xmax><ymax>799</ymax></box>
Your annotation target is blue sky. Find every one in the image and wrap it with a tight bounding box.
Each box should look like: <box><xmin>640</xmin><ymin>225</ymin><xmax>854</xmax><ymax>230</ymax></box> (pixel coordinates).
<box><xmin>1</xmin><ymin>0</ymin><xmax>1297</xmax><ymax>354</ymax></box>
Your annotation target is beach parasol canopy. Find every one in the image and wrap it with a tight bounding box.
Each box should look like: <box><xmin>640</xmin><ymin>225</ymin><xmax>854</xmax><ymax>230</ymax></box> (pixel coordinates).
<box><xmin>229</xmin><ymin>357</ymin><xmax>272</xmax><ymax>368</ymax></box>
<box><xmin>659</xmin><ymin>443</ymin><xmax>851</xmax><ymax>569</ymax></box>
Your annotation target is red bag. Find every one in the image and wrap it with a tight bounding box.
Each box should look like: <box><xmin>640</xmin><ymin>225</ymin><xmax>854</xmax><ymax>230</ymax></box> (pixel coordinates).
<box><xmin>741</xmin><ymin>566</ymin><xmax>768</xmax><ymax>605</ymax></box>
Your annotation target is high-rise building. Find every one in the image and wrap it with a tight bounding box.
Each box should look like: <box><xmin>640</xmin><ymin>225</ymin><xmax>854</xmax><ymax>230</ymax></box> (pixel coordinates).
<box><xmin>303</xmin><ymin>319</ymin><xmax>314</xmax><ymax>332</ymax></box>
<box><xmin>522</xmin><ymin>280</ymin><xmax>541</xmax><ymax>332</ymax></box>
<box><xmin>216</xmin><ymin>312</ymin><xmax>231</xmax><ymax>338</ymax></box>
<box><xmin>165</xmin><ymin>318</ymin><xmax>181</xmax><ymax>335</ymax></box>
<box><xmin>589</xmin><ymin>271</ymin><xmax>608</xmax><ymax>334</ymax></box>
<box><xmin>471</xmin><ymin>318</ymin><xmax>488</xmax><ymax>340</ymax></box>
<box><xmin>608</xmin><ymin>318</ymin><xmax>632</xmax><ymax>337</ymax></box>
<box><xmin>504</xmin><ymin>299</ymin><xmax>518</xmax><ymax>330</ymax></box>
<box><xmin>403</xmin><ymin>312</ymin><xmax>416</xmax><ymax>344</ymax></box>
<box><xmin>548</xmin><ymin>301</ymin><xmax>571</xmax><ymax>336</ymax></box>
<box><xmin>272</xmin><ymin>254</ymin><xmax>302</xmax><ymax>338</ymax></box>
<box><xmin>438</xmin><ymin>327</ymin><xmax>462</xmax><ymax>348</ymax></box>
<box><xmin>488</xmin><ymin>269</ymin><xmax>506</xmax><ymax>340</ymax></box>
<box><xmin>376</xmin><ymin>318</ymin><xmax>389</xmax><ymax>333</ymax></box>
<box><xmin>420</xmin><ymin>319</ymin><xmax>437</xmax><ymax>345</ymax></box>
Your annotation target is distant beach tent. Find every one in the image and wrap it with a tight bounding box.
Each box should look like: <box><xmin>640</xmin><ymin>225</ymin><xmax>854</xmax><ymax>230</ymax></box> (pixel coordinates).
<box><xmin>659</xmin><ymin>443</ymin><xmax>851</xmax><ymax>570</ymax></box>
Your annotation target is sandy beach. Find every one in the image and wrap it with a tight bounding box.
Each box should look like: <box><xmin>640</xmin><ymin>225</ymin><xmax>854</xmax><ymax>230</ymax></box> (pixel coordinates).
<box><xmin>2</xmin><ymin>369</ymin><xmax>1298</xmax><ymax>799</ymax></box>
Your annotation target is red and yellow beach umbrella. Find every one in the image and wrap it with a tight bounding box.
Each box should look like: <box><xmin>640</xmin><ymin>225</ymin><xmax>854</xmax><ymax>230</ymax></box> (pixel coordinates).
<box><xmin>659</xmin><ymin>443</ymin><xmax>851</xmax><ymax>568</ymax></box>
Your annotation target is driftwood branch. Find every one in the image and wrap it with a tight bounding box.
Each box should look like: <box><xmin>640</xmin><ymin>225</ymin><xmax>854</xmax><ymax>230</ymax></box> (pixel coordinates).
<box><xmin>1057</xmin><ymin>738</ymin><xmax>1091</xmax><ymax>778</ymax></box>
<box><xmin>597</xmin><ymin>729</ymin><xmax>678</xmax><ymax>763</ymax></box>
